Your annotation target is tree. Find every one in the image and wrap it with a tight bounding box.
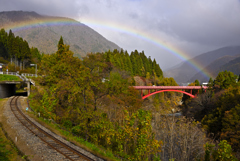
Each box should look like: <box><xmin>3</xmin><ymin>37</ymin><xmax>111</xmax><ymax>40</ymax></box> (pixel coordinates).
<box><xmin>155</xmin><ymin>116</ymin><xmax>207</xmax><ymax>161</ymax></box>
<box><xmin>203</xmin><ymin>140</ymin><xmax>237</xmax><ymax>161</ymax></box>
<box><xmin>201</xmin><ymin>85</ymin><xmax>240</xmax><ymax>146</ymax></box>
<box><xmin>194</xmin><ymin>79</ymin><xmax>200</xmax><ymax>86</ymax></box>
<box><xmin>214</xmin><ymin>71</ymin><xmax>237</xmax><ymax>89</ymax></box>
<box><xmin>0</xmin><ymin>29</ymin><xmax>8</xmax><ymax>59</ymax></box>
<box><xmin>214</xmin><ymin>140</ymin><xmax>237</xmax><ymax>161</ymax></box>
<box><xmin>182</xmin><ymin>90</ymin><xmax>217</xmax><ymax>121</ymax></box>
<box><xmin>152</xmin><ymin>58</ymin><xmax>163</xmax><ymax>78</ymax></box>
<box><xmin>83</xmin><ymin>52</ymin><xmax>108</xmax><ymax>110</ymax></box>
<box><xmin>35</xmin><ymin>42</ymin><xmax>167</xmax><ymax>160</ymax></box>
<box><xmin>207</xmin><ymin>77</ymin><xmax>214</xmax><ymax>90</ymax></box>
<box><xmin>57</xmin><ymin>36</ymin><xmax>64</xmax><ymax>55</ymax></box>
<box><xmin>221</xmin><ymin>104</ymin><xmax>240</xmax><ymax>154</ymax></box>
<box><xmin>7</xmin><ymin>30</ymin><xmax>15</xmax><ymax>62</ymax></box>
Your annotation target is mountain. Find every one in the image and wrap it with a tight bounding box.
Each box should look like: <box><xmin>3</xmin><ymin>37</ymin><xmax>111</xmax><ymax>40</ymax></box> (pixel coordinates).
<box><xmin>164</xmin><ymin>46</ymin><xmax>240</xmax><ymax>84</ymax></box>
<box><xmin>0</xmin><ymin>11</ymin><xmax>120</xmax><ymax>58</ymax></box>
<box><xmin>189</xmin><ymin>54</ymin><xmax>240</xmax><ymax>82</ymax></box>
<box><xmin>219</xmin><ymin>56</ymin><xmax>240</xmax><ymax>75</ymax></box>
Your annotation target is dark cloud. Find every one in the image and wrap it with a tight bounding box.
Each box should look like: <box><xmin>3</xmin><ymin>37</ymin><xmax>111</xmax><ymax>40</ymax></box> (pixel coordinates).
<box><xmin>0</xmin><ymin>0</ymin><xmax>80</xmax><ymax>18</ymax></box>
<box><xmin>153</xmin><ymin>0</ymin><xmax>240</xmax><ymax>47</ymax></box>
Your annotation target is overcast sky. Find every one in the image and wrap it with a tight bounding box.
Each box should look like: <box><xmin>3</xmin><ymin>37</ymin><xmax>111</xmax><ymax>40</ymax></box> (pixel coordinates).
<box><xmin>1</xmin><ymin>0</ymin><xmax>240</xmax><ymax>70</ymax></box>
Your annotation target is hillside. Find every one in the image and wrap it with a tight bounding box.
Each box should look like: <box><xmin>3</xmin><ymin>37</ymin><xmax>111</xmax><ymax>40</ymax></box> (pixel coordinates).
<box><xmin>0</xmin><ymin>11</ymin><xmax>120</xmax><ymax>58</ymax></box>
<box><xmin>219</xmin><ymin>56</ymin><xmax>240</xmax><ymax>75</ymax></box>
<box><xmin>164</xmin><ymin>46</ymin><xmax>240</xmax><ymax>83</ymax></box>
<box><xmin>190</xmin><ymin>54</ymin><xmax>240</xmax><ymax>82</ymax></box>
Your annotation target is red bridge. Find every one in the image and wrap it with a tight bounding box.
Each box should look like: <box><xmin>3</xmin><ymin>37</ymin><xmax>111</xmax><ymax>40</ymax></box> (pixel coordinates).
<box><xmin>133</xmin><ymin>86</ymin><xmax>208</xmax><ymax>99</ymax></box>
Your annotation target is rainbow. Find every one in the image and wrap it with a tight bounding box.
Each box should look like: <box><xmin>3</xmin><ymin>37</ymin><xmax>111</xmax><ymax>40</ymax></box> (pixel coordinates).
<box><xmin>79</xmin><ymin>19</ymin><xmax>213</xmax><ymax>80</ymax></box>
<box><xmin>2</xmin><ymin>17</ymin><xmax>84</xmax><ymax>32</ymax></box>
<box><xmin>1</xmin><ymin>16</ymin><xmax>213</xmax><ymax>80</ymax></box>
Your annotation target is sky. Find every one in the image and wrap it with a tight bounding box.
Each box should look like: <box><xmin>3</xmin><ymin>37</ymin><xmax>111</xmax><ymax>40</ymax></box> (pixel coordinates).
<box><xmin>1</xmin><ymin>0</ymin><xmax>240</xmax><ymax>70</ymax></box>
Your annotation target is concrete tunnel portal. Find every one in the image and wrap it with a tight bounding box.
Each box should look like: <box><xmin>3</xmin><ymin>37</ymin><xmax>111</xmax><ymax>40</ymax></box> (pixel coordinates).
<box><xmin>0</xmin><ymin>81</ymin><xmax>30</xmax><ymax>98</ymax></box>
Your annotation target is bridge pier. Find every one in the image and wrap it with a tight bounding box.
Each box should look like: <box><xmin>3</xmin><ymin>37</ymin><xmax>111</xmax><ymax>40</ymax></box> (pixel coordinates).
<box><xmin>27</xmin><ymin>81</ymin><xmax>30</xmax><ymax>96</ymax></box>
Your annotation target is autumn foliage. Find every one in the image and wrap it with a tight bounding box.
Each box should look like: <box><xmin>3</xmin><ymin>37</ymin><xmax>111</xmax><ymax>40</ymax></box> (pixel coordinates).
<box><xmin>30</xmin><ymin>37</ymin><xmax>162</xmax><ymax>160</ymax></box>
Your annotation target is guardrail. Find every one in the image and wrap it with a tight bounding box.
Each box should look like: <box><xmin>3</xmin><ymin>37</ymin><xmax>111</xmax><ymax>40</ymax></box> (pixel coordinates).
<box><xmin>0</xmin><ymin>72</ymin><xmax>25</xmax><ymax>81</ymax></box>
<box><xmin>0</xmin><ymin>72</ymin><xmax>37</xmax><ymax>86</ymax></box>
<box><xmin>21</xmin><ymin>73</ymin><xmax>37</xmax><ymax>77</ymax></box>
<box><xmin>1</xmin><ymin>72</ymin><xmax>18</xmax><ymax>76</ymax></box>
<box><xmin>21</xmin><ymin>73</ymin><xmax>36</xmax><ymax>86</ymax></box>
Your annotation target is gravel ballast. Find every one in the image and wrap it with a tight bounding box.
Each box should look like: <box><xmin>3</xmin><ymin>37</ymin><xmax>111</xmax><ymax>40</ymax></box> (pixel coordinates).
<box><xmin>3</xmin><ymin>96</ymin><xmax>104</xmax><ymax>161</ymax></box>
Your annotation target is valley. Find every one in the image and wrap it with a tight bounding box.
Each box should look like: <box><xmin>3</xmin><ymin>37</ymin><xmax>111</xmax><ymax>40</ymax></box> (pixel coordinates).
<box><xmin>0</xmin><ymin>10</ymin><xmax>240</xmax><ymax>161</ymax></box>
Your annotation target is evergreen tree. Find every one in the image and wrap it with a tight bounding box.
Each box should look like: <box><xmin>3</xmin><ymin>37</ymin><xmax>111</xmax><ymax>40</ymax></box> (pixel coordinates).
<box><xmin>7</xmin><ymin>29</ymin><xmax>15</xmax><ymax>60</ymax></box>
<box><xmin>194</xmin><ymin>79</ymin><xmax>200</xmax><ymax>86</ymax></box>
<box><xmin>152</xmin><ymin>58</ymin><xmax>163</xmax><ymax>77</ymax></box>
<box><xmin>130</xmin><ymin>52</ymin><xmax>137</xmax><ymax>75</ymax></box>
<box><xmin>214</xmin><ymin>71</ymin><xmax>237</xmax><ymax>89</ymax></box>
<box><xmin>103</xmin><ymin>49</ymin><xmax>163</xmax><ymax>79</ymax></box>
<box><xmin>135</xmin><ymin>51</ymin><xmax>144</xmax><ymax>76</ymax></box>
<box><xmin>57</xmin><ymin>36</ymin><xmax>64</xmax><ymax>55</ymax></box>
<box><xmin>0</xmin><ymin>29</ymin><xmax>8</xmax><ymax>59</ymax></box>
<box><xmin>124</xmin><ymin>51</ymin><xmax>133</xmax><ymax>75</ymax></box>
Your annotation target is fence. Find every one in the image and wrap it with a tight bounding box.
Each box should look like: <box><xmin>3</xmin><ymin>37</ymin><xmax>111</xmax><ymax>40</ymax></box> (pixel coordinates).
<box><xmin>21</xmin><ymin>73</ymin><xmax>37</xmax><ymax>77</ymax></box>
<box><xmin>0</xmin><ymin>72</ymin><xmax>36</xmax><ymax>86</ymax></box>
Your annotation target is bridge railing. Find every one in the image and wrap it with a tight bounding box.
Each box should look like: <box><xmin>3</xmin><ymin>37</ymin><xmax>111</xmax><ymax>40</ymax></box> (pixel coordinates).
<box><xmin>20</xmin><ymin>74</ymin><xmax>28</xmax><ymax>81</ymax></box>
<box><xmin>1</xmin><ymin>72</ymin><xmax>25</xmax><ymax>81</ymax></box>
<box><xmin>133</xmin><ymin>86</ymin><xmax>208</xmax><ymax>90</ymax></box>
<box><xmin>0</xmin><ymin>72</ymin><xmax>37</xmax><ymax>84</ymax></box>
<box><xmin>1</xmin><ymin>72</ymin><xmax>18</xmax><ymax>76</ymax></box>
<box><xmin>21</xmin><ymin>73</ymin><xmax>37</xmax><ymax>77</ymax></box>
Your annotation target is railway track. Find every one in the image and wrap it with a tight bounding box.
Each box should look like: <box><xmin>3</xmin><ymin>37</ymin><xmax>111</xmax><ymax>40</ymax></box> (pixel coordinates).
<box><xmin>10</xmin><ymin>96</ymin><xmax>95</xmax><ymax>161</ymax></box>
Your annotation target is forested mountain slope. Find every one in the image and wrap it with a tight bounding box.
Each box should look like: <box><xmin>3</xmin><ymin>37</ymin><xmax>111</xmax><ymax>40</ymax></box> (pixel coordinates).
<box><xmin>0</xmin><ymin>11</ymin><xmax>120</xmax><ymax>58</ymax></box>
<box><xmin>219</xmin><ymin>56</ymin><xmax>240</xmax><ymax>75</ymax></box>
<box><xmin>190</xmin><ymin>54</ymin><xmax>240</xmax><ymax>82</ymax></box>
<box><xmin>164</xmin><ymin>46</ymin><xmax>240</xmax><ymax>83</ymax></box>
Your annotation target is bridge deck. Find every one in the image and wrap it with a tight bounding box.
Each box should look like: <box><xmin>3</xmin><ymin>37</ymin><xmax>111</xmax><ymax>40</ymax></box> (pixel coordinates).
<box><xmin>133</xmin><ymin>86</ymin><xmax>208</xmax><ymax>90</ymax></box>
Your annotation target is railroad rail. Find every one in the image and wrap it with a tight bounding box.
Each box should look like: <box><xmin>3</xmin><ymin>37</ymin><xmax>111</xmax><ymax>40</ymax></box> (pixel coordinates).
<box><xmin>10</xmin><ymin>96</ymin><xmax>95</xmax><ymax>161</ymax></box>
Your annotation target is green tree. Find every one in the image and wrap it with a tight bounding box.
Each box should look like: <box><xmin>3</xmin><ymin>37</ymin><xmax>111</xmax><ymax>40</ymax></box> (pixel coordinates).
<box><xmin>203</xmin><ymin>141</ymin><xmax>237</xmax><ymax>161</ymax></box>
<box><xmin>152</xmin><ymin>58</ymin><xmax>163</xmax><ymax>78</ymax></box>
<box><xmin>202</xmin><ymin>85</ymin><xmax>240</xmax><ymax>144</ymax></box>
<box><xmin>221</xmin><ymin>104</ymin><xmax>240</xmax><ymax>152</ymax></box>
<box><xmin>214</xmin><ymin>71</ymin><xmax>237</xmax><ymax>89</ymax></box>
<box><xmin>57</xmin><ymin>36</ymin><xmax>64</xmax><ymax>55</ymax></box>
<box><xmin>83</xmin><ymin>52</ymin><xmax>108</xmax><ymax>110</ymax></box>
<box><xmin>214</xmin><ymin>140</ymin><xmax>237</xmax><ymax>161</ymax></box>
<box><xmin>207</xmin><ymin>77</ymin><xmax>214</xmax><ymax>90</ymax></box>
<box><xmin>195</xmin><ymin>79</ymin><xmax>200</xmax><ymax>86</ymax></box>
<box><xmin>7</xmin><ymin>29</ymin><xmax>15</xmax><ymax>61</ymax></box>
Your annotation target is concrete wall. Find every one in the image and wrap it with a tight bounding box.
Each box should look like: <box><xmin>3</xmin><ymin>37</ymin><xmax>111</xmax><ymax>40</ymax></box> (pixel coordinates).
<box><xmin>0</xmin><ymin>84</ymin><xmax>16</xmax><ymax>98</ymax></box>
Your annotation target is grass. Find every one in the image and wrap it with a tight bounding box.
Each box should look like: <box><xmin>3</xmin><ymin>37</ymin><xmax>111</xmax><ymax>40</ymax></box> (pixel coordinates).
<box><xmin>0</xmin><ymin>74</ymin><xmax>21</xmax><ymax>81</ymax></box>
<box><xmin>0</xmin><ymin>98</ymin><xmax>25</xmax><ymax>161</ymax></box>
<box><xmin>36</xmin><ymin>117</ymin><xmax>119</xmax><ymax>161</ymax></box>
<box><xmin>0</xmin><ymin>124</ymin><xmax>24</xmax><ymax>161</ymax></box>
